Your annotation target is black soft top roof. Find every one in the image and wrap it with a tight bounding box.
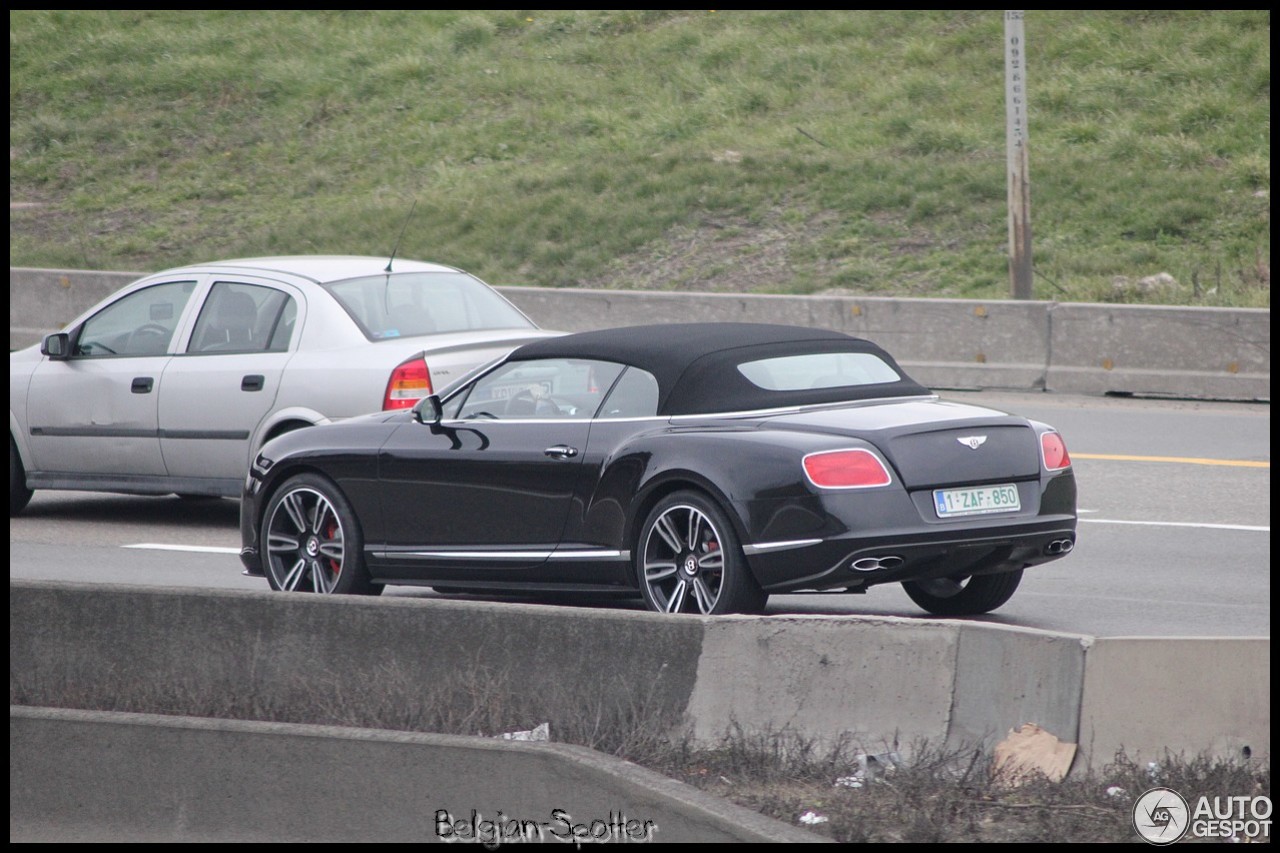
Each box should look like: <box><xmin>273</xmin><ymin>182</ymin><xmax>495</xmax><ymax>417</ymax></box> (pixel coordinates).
<box><xmin>511</xmin><ymin>323</ymin><xmax>930</xmax><ymax>416</ymax></box>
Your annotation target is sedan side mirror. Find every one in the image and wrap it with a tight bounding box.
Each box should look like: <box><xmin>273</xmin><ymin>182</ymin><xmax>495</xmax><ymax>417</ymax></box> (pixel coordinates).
<box><xmin>413</xmin><ymin>393</ymin><xmax>443</xmax><ymax>426</ymax></box>
<box><xmin>41</xmin><ymin>332</ymin><xmax>71</xmax><ymax>360</ymax></box>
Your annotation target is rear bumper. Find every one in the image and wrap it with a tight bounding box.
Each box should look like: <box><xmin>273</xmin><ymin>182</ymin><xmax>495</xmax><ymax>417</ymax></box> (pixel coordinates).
<box><xmin>745</xmin><ymin>516</ymin><xmax>1076</xmax><ymax>593</ymax></box>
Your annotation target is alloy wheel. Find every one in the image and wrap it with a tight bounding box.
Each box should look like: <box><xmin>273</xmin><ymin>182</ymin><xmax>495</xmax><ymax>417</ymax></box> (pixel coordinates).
<box><xmin>265</xmin><ymin>486</ymin><xmax>346</xmax><ymax>593</ymax></box>
<box><xmin>641</xmin><ymin>504</ymin><xmax>727</xmax><ymax>614</ymax></box>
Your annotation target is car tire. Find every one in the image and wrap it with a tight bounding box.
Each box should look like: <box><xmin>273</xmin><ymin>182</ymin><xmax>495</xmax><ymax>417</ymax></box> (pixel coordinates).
<box><xmin>636</xmin><ymin>490</ymin><xmax>767</xmax><ymax>615</ymax></box>
<box><xmin>901</xmin><ymin>569</ymin><xmax>1024</xmax><ymax>616</ymax></box>
<box><xmin>261</xmin><ymin>472</ymin><xmax>382</xmax><ymax>595</ymax></box>
<box><xmin>10</xmin><ymin>436</ymin><xmax>33</xmax><ymax>517</ymax></box>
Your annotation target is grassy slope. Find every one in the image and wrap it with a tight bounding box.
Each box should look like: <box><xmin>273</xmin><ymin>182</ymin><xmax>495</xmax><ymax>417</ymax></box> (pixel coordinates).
<box><xmin>9</xmin><ymin>10</ymin><xmax>1271</xmax><ymax>306</ymax></box>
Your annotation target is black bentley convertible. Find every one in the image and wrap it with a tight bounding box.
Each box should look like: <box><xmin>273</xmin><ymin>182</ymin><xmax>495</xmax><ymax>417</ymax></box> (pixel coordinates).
<box><xmin>240</xmin><ymin>323</ymin><xmax>1076</xmax><ymax>615</ymax></box>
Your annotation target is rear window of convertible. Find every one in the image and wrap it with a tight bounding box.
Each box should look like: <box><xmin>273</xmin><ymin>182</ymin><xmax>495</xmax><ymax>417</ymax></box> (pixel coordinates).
<box><xmin>736</xmin><ymin>352</ymin><xmax>902</xmax><ymax>391</ymax></box>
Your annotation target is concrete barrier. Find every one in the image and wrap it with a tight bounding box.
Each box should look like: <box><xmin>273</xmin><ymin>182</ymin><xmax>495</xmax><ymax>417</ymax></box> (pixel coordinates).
<box><xmin>8</xmin><ymin>267</ymin><xmax>138</xmax><ymax>350</ymax></box>
<box><xmin>10</xmin><ymin>268</ymin><xmax>1270</xmax><ymax>400</ymax></box>
<box><xmin>948</xmin><ymin>623</ymin><xmax>1088</xmax><ymax>753</ymax></box>
<box><xmin>503</xmin><ymin>287</ymin><xmax>1055</xmax><ymax>392</ymax></box>
<box><xmin>10</xmin><ymin>707</ymin><xmax>825</xmax><ymax>843</ymax></box>
<box><xmin>11</xmin><ymin>581</ymin><xmax>1269</xmax><ymax>774</ymax></box>
<box><xmin>685</xmin><ymin>616</ymin><xmax>960</xmax><ymax>748</ymax></box>
<box><xmin>1076</xmin><ymin>637</ymin><xmax>1270</xmax><ymax>771</ymax></box>
<box><xmin>1045</xmin><ymin>303</ymin><xmax>1270</xmax><ymax>401</ymax></box>
<box><xmin>8</xmin><ymin>581</ymin><xmax>704</xmax><ymax>741</ymax></box>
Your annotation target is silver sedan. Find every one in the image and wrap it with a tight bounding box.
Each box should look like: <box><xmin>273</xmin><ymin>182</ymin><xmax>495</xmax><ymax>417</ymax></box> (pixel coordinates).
<box><xmin>9</xmin><ymin>255</ymin><xmax>560</xmax><ymax>514</ymax></box>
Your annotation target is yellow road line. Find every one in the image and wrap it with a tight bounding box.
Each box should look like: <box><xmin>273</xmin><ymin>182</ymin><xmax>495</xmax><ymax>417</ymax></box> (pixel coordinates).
<box><xmin>1073</xmin><ymin>453</ymin><xmax>1270</xmax><ymax>469</ymax></box>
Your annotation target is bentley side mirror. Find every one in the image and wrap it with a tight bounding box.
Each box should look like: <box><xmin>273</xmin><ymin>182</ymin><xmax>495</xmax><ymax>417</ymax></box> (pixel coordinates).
<box><xmin>413</xmin><ymin>393</ymin><xmax>443</xmax><ymax>426</ymax></box>
<box><xmin>41</xmin><ymin>332</ymin><xmax>70</xmax><ymax>360</ymax></box>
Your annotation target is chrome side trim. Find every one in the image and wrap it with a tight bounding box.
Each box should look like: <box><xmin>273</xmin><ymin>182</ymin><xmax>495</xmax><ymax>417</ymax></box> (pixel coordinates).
<box><xmin>743</xmin><ymin>538</ymin><xmax>824</xmax><ymax>555</ymax></box>
<box><xmin>376</xmin><ymin>550</ymin><xmax>553</xmax><ymax>560</ymax></box>
<box><xmin>553</xmin><ymin>549</ymin><xmax>630</xmax><ymax>561</ymax></box>
<box><xmin>373</xmin><ymin>548</ymin><xmax>629</xmax><ymax>561</ymax></box>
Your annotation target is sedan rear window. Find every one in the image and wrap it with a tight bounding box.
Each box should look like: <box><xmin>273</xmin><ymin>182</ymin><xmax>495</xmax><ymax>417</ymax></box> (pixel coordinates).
<box><xmin>737</xmin><ymin>352</ymin><xmax>901</xmax><ymax>391</ymax></box>
<box><xmin>323</xmin><ymin>272</ymin><xmax>532</xmax><ymax>340</ymax></box>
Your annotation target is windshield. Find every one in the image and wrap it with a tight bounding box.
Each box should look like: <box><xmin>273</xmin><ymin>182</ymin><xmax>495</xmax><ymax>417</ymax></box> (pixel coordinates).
<box><xmin>322</xmin><ymin>271</ymin><xmax>533</xmax><ymax>340</ymax></box>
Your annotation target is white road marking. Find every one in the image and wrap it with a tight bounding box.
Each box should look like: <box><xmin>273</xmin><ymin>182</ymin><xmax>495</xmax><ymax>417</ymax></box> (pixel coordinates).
<box><xmin>123</xmin><ymin>543</ymin><xmax>241</xmax><ymax>554</ymax></box>
<box><xmin>1079</xmin><ymin>518</ymin><xmax>1269</xmax><ymax>533</ymax></box>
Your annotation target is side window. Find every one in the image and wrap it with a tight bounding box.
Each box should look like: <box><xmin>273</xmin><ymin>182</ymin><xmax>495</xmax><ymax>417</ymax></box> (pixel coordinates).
<box><xmin>598</xmin><ymin>367</ymin><xmax>660</xmax><ymax>418</ymax></box>
<box><xmin>189</xmin><ymin>281</ymin><xmax>295</xmax><ymax>354</ymax></box>
<box><xmin>454</xmin><ymin>359</ymin><xmax>624</xmax><ymax>420</ymax></box>
<box><xmin>74</xmin><ymin>280</ymin><xmax>198</xmax><ymax>357</ymax></box>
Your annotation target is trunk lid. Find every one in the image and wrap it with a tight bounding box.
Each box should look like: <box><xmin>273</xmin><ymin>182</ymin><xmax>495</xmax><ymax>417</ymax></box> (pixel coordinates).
<box><xmin>760</xmin><ymin>398</ymin><xmax>1042</xmax><ymax>488</ymax></box>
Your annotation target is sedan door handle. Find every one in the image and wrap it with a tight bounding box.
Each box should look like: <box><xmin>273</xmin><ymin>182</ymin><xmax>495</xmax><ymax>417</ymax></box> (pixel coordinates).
<box><xmin>131</xmin><ymin>377</ymin><xmax>154</xmax><ymax>394</ymax></box>
<box><xmin>241</xmin><ymin>374</ymin><xmax>265</xmax><ymax>392</ymax></box>
<box><xmin>544</xmin><ymin>445</ymin><xmax>579</xmax><ymax>460</ymax></box>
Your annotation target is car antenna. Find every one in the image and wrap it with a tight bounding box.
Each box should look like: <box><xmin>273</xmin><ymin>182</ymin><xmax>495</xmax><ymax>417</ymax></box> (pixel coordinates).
<box><xmin>384</xmin><ymin>198</ymin><xmax>419</xmax><ymax>273</ymax></box>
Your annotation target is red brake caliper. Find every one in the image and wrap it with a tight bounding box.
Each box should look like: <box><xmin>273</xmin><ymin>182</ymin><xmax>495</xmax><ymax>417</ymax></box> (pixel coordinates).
<box><xmin>325</xmin><ymin>521</ymin><xmax>340</xmax><ymax>574</ymax></box>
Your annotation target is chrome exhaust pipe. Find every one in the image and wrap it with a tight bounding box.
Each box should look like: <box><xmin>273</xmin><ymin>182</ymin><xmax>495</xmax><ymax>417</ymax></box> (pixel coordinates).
<box><xmin>1044</xmin><ymin>538</ymin><xmax>1075</xmax><ymax>555</ymax></box>
<box><xmin>850</xmin><ymin>555</ymin><xmax>905</xmax><ymax>572</ymax></box>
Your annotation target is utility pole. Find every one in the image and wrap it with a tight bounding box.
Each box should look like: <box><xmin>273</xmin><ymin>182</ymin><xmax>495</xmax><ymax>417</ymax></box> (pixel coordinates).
<box><xmin>1004</xmin><ymin>10</ymin><xmax>1033</xmax><ymax>300</ymax></box>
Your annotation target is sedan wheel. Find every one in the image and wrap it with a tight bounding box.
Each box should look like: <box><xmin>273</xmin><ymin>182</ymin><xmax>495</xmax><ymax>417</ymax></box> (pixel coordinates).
<box><xmin>262</xmin><ymin>473</ymin><xmax>380</xmax><ymax>595</ymax></box>
<box><xmin>901</xmin><ymin>569</ymin><xmax>1023</xmax><ymax>616</ymax></box>
<box><xmin>638</xmin><ymin>491</ymin><xmax>767</xmax><ymax>615</ymax></box>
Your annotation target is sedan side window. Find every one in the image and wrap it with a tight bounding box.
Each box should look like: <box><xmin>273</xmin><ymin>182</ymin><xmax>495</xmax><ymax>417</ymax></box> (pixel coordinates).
<box><xmin>189</xmin><ymin>282</ymin><xmax>296</xmax><ymax>354</ymax></box>
<box><xmin>74</xmin><ymin>281</ymin><xmax>198</xmax><ymax>357</ymax></box>
<box><xmin>455</xmin><ymin>359</ymin><xmax>624</xmax><ymax>420</ymax></box>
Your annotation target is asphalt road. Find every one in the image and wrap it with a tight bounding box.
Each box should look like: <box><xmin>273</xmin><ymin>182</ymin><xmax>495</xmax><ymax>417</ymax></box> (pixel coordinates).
<box><xmin>9</xmin><ymin>390</ymin><xmax>1270</xmax><ymax>638</ymax></box>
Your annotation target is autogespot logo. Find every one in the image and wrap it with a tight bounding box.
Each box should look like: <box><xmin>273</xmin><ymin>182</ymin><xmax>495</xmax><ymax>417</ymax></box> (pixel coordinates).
<box><xmin>1133</xmin><ymin>787</ymin><xmax>1190</xmax><ymax>845</ymax></box>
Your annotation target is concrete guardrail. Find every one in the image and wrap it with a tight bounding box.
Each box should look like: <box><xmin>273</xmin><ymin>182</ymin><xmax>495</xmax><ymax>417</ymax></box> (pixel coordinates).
<box><xmin>9</xmin><ymin>267</ymin><xmax>1270</xmax><ymax>401</ymax></box>
<box><xmin>10</xmin><ymin>580</ymin><xmax>1269</xmax><ymax>841</ymax></box>
<box><xmin>11</xmin><ymin>706</ymin><xmax>825</xmax><ymax>843</ymax></box>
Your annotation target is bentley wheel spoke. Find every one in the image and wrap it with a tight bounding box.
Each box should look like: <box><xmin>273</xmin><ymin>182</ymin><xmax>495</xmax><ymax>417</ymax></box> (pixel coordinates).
<box><xmin>309</xmin><ymin>499</ymin><xmax>331</xmax><ymax>535</ymax></box>
<box><xmin>282</xmin><ymin>492</ymin><xmax>308</xmax><ymax>534</ymax></box>
<box><xmin>645</xmin><ymin>560</ymin><xmax>678</xmax><ymax>582</ymax></box>
<box><xmin>686</xmin><ymin>510</ymin><xmax>703</xmax><ymax>551</ymax></box>
<box><xmin>654</xmin><ymin>513</ymin><xmax>683</xmax><ymax>554</ymax></box>
<box><xmin>665</xmin><ymin>579</ymin><xmax>688</xmax><ymax>613</ymax></box>
<box><xmin>282</xmin><ymin>558</ymin><xmax>306</xmax><ymax>591</ymax></box>
<box><xmin>268</xmin><ymin>533</ymin><xmax>299</xmax><ymax>553</ymax></box>
<box><xmin>697</xmin><ymin>550</ymin><xmax>723</xmax><ymax>571</ymax></box>
<box><xmin>312</xmin><ymin>559</ymin><xmax>332</xmax><ymax>593</ymax></box>
<box><xmin>317</xmin><ymin>539</ymin><xmax>343</xmax><ymax>562</ymax></box>
<box><xmin>691</xmin><ymin>577</ymin><xmax>715</xmax><ymax>613</ymax></box>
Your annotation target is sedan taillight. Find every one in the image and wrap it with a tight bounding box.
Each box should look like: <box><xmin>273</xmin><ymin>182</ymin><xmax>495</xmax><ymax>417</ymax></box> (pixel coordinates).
<box><xmin>803</xmin><ymin>449</ymin><xmax>892</xmax><ymax>489</ymax></box>
<box><xmin>1041</xmin><ymin>432</ymin><xmax>1071</xmax><ymax>471</ymax></box>
<box><xmin>383</xmin><ymin>356</ymin><xmax>432</xmax><ymax>410</ymax></box>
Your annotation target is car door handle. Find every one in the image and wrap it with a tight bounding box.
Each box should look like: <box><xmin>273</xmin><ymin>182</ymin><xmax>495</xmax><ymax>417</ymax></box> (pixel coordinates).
<box><xmin>241</xmin><ymin>374</ymin><xmax>265</xmax><ymax>392</ymax></box>
<box><xmin>544</xmin><ymin>445</ymin><xmax>579</xmax><ymax>459</ymax></box>
<box><xmin>131</xmin><ymin>377</ymin><xmax>154</xmax><ymax>394</ymax></box>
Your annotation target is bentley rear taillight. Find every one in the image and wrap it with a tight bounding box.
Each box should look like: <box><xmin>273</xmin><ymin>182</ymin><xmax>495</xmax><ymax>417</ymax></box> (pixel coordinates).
<box><xmin>383</xmin><ymin>356</ymin><xmax>432</xmax><ymax>410</ymax></box>
<box><xmin>1041</xmin><ymin>432</ymin><xmax>1071</xmax><ymax>471</ymax></box>
<box><xmin>803</xmin><ymin>449</ymin><xmax>892</xmax><ymax>489</ymax></box>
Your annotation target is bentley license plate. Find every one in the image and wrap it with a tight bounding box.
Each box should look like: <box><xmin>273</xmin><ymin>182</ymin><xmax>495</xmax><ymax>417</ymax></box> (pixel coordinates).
<box><xmin>933</xmin><ymin>484</ymin><xmax>1021</xmax><ymax>518</ymax></box>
